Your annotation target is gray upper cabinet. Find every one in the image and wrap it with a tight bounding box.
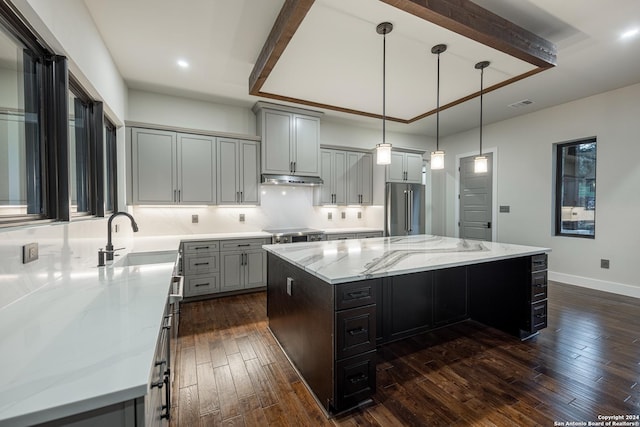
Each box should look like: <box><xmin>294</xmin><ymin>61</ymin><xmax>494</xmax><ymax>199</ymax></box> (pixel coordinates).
<box><xmin>386</xmin><ymin>151</ymin><xmax>423</xmax><ymax>184</ymax></box>
<box><xmin>131</xmin><ymin>128</ymin><xmax>216</xmax><ymax>205</ymax></box>
<box><xmin>217</xmin><ymin>138</ymin><xmax>260</xmax><ymax>205</ymax></box>
<box><xmin>318</xmin><ymin>149</ymin><xmax>347</xmax><ymax>205</ymax></box>
<box><xmin>346</xmin><ymin>152</ymin><xmax>373</xmax><ymax>205</ymax></box>
<box><xmin>254</xmin><ymin>103</ymin><xmax>322</xmax><ymax>176</ymax></box>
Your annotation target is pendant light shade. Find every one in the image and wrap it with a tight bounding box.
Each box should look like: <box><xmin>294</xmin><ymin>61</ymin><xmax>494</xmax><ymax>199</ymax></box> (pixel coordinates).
<box><xmin>376</xmin><ymin>22</ymin><xmax>393</xmax><ymax>165</ymax></box>
<box><xmin>474</xmin><ymin>60</ymin><xmax>490</xmax><ymax>174</ymax></box>
<box><xmin>430</xmin><ymin>44</ymin><xmax>447</xmax><ymax>170</ymax></box>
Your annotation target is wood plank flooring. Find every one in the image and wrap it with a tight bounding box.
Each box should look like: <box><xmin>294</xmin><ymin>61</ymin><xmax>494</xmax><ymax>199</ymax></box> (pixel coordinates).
<box><xmin>170</xmin><ymin>282</ymin><xmax>640</xmax><ymax>426</ymax></box>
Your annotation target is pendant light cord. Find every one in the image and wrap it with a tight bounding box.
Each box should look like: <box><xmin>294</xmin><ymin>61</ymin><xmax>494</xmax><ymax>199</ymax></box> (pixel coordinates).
<box><xmin>479</xmin><ymin>66</ymin><xmax>484</xmax><ymax>156</ymax></box>
<box><xmin>382</xmin><ymin>31</ymin><xmax>386</xmax><ymax>144</ymax></box>
<box><xmin>436</xmin><ymin>50</ymin><xmax>440</xmax><ymax>151</ymax></box>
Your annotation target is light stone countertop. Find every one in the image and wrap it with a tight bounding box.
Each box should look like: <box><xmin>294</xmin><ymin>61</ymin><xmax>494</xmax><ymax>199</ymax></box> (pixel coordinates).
<box><xmin>0</xmin><ymin>256</ymin><xmax>177</xmax><ymax>426</ymax></box>
<box><xmin>322</xmin><ymin>228</ymin><xmax>383</xmax><ymax>235</ymax></box>
<box><xmin>263</xmin><ymin>234</ymin><xmax>551</xmax><ymax>284</ymax></box>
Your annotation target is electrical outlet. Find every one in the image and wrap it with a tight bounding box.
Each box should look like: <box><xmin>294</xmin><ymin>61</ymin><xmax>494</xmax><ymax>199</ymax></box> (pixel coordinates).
<box><xmin>286</xmin><ymin>277</ymin><xmax>293</xmax><ymax>296</ymax></box>
<box><xmin>341</xmin><ymin>212</ymin><xmax>346</xmax><ymax>219</ymax></box>
<box><xmin>499</xmin><ymin>205</ymin><xmax>510</xmax><ymax>213</ymax></box>
<box><xmin>114</xmin><ymin>224</ymin><xmax>120</xmax><ymax>233</ymax></box>
<box><xmin>601</xmin><ymin>259</ymin><xmax>610</xmax><ymax>269</ymax></box>
<box><xmin>239</xmin><ymin>214</ymin><xmax>245</xmax><ymax>222</ymax></box>
<box><xmin>328</xmin><ymin>212</ymin><xmax>332</xmax><ymax>220</ymax></box>
<box><xmin>192</xmin><ymin>214</ymin><xmax>198</xmax><ymax>224</ymax></box>
<box><xmin>23</xmin><ymin>242</ymin><xmax>39</xmax><ymax>264</ymax></box>
<box><xmin>357</xmin><ymin>211</ymin><xmax>362</xmax><ymax>219</ymax></box>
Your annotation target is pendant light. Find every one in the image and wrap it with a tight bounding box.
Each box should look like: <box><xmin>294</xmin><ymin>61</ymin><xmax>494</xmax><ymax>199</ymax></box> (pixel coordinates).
<box><xmin>430</xmin><ymin>44</ymin><xmax>447</xmax><ymax>170</ymax></box>
<box><xmin>474</xmin><ymin>60</ymin><xmax>490</xmax><ymax>173</ymax></box>
<box><xmin>375</xmin><ymin>22</ymin><xmax>393</xmax><ymax>165</ymax></box>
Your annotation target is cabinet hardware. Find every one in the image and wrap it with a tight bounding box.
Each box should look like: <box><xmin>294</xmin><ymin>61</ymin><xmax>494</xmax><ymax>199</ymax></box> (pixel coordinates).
<box><xmin>173</xmin><ymin>190</ymin><xmax>177</xmax><ymax>202</ymax></box>
<box><xmin>348</xmin><ymin>373</ymin><xmax>368</xmax><ymax>384</ymax></box>
<box><xmin>195</xmin><ymin>246</ymin><xmax>209</xmax><ymax>250</ymax></box>
<box><xmin>348</xmin><ymin>327</ymin><xmax>367</xmax><ymax>336</ymax></box>
<box><xmin>194</xmin><ymin>262</ymin><xmax>209</xmax><ymax>266</ymax></box>
<box><xmin>240</xmin><ymin>191</ymin><xmax>243</xmax><ymax>202</ymax></box>
<box><xmin>293</xmin><ymin>161</ymin><xmax>296</xmax><ymax>173</ymax></box>
<box><xmin>160</xmin><ymin>376</ymin><xmax>170</xmax><ymax>420</ymax></box>
<box><xmin>195</xmin><ymin>282</ymin><xmax>210</xmax><ymax>287</ymax></box>
<box><xmin>347</xmin><ymin>290</ymin><xmax>369</xmax><ymax>299</ymax></box>
<box><xmin>163</xmin><ymin>314</ymin><xmax>172</xmax><ymax>330</ymax></box>
<box><xmin>151</xmin><ymin>379</ymin><xmax>164</xmax><ymax>389</ymax></box>
<box><xmin>237</xmin><ymin>244</ymin><xmax>251</xmax><ymax>247</ymax></box>
<box><xmin>155</xmin><ymin>359</ymin><xmax>167</xmax><ymax>367</ymax></box>
<box><xmin>177</xmin><ymin>190</ymin><xmax>181</xmax><ymax>202</ymax></box>
<box><xmin>290</xmin><ymin>161</ymin><xmax>294</xmax><ymax>173</ymax></box>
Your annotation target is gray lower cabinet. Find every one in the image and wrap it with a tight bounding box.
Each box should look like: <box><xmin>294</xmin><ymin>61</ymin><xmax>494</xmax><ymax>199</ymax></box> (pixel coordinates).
<box><xmin>182</xmin><ymin>240</ymin><xmax>220</xmax><ymax>298</ymax></box>
<box><xmin>326</xmin><ymin>231</ymin><xmax>383</xmax><ymax>241</ymax></box>
<box><xmin>220</xmin><ymin>239</ymin><xmax>269</xmax><ymax>292</ymax></box>
<box><xmin>182</xmin><ymin>238</ymin><xmax>268</xmax><ymax>297</ymax></box>
<box><xmin>130</xmin><ymin>128</ymin><xmax>217</xmax><ymax>205</ymax></box>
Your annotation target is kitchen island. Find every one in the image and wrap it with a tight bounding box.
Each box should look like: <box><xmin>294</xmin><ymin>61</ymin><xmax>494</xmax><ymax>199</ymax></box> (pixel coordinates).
<box><xmin>263</xmin><ymin>234</ymin><xmax>550</xmax><ymax>415</ymax></box>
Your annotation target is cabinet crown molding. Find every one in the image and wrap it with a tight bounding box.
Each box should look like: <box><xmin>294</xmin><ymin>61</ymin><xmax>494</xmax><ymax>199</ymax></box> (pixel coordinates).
<box><xmin>252</xmin><ymin>101</ymin><xmax>324</xmax><ymax>118</ymax></box>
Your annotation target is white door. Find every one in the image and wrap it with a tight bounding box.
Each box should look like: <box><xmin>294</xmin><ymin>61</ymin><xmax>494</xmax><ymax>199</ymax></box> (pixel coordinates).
<box><xmin>459</xmin><ymin>154</ymin><xmax>493</xmax><ymax>241</ymax></box>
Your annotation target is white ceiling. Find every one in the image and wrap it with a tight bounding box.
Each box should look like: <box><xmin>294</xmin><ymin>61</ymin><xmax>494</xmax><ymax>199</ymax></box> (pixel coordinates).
<box><xmin>83</xmin><ymin>0</ymin><xmax>640</xmax><ymax>137</ymax></box>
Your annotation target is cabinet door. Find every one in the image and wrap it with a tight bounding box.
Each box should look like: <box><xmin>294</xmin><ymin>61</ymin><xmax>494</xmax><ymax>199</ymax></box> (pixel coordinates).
<box><xmin>220</xmin><ymin>251</ymin><xmax>243</xmax><ymax>292</ymax></box>
<box><xmin>386</xmin><ymin>151</ymin><xmax>406</xmax><ymax>183</ymax></box>
<box><xmin>434</xmin><ymin>267</ymin><xmax>468</xmax><ymax>325</ymax></box>
<box><xmin>239</xmin><ymin>141</ymin><xmax>259</xmax><ymax>204</ymax></box>
<box><xmin>359</xmin><ymin>153</ymin><xmax>373</xmax><ymax>204</ymax></box>
<box><xmin>244</xmin><ymin>249</ymin><xmax>267</xmax><ymax>289</ymax></box>
<box><xmin>217</xmin><ymin>138</ymin><xmax>239</xmax><ymax>204</ymax></box>
<box><xmin>318</xmin><ymin>150</ymin><xmax>334</xmax><ymax>204</ymax></box>
<box><xmin>262</xmin><ymin>110</ymin><xmax>292</xmax><ymax>174</ymax></box>
<box><xmin>131</xmin><ymin>128</ymin><xmax>177</xmax><ymax>204</ymax></box>
<box><xmin>346</xmin><ymin>152</ymin><xmax>360</xmax><ymax>205</ymax></box>
<box><xmin>178</xmin><ymin>134</ymin><xmax>216</xmax><ymax>204</ymax></box>
<box><xmin>405</xmin><ymin>153</ymin><xmax>424</xmax><ymax>183</ymax></box>
<box><xmin>333</xmin><ymin>150</ymin><xmax>347</xmax><ymax>205</ymax></box>
<box><xmin>292</xmin><ymin>115</ymin><xmax>320</xmax><ymax>176</ymax></box>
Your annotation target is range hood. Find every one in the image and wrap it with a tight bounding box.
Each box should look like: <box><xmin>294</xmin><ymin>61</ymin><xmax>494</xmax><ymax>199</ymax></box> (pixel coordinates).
<box><xmin>261</xmin><ymin>174</ymin><xmax>323</xmax><ymax>186</ymax></box>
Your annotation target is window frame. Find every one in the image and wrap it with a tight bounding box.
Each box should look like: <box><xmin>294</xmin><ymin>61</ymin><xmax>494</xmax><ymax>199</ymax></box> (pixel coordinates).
<box><xmin>554</xmin><ymin>137</ymin><xmax>597</xmax><ymax>239</ymax></box>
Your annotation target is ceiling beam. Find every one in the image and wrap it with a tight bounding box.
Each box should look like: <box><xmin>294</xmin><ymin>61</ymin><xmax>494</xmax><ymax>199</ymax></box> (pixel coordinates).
<box><xmin>249</xmin><ymin>0</ymin><xmax>315</xmax><ymax>96</ymax></box>
<box><xmin>380</xmin><ymin>0</ymin><xmax>556</xmax><ymax>68</ymax></box>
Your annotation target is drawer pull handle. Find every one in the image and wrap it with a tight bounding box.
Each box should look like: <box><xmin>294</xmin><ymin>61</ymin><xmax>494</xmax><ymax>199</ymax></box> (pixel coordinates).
<box><xmin>195</xmin><ymin>283</ymin><xmax>210</xmax><ymax>287</ymax></box>
<box><xmin>348</xmin><ymin>373</ymin><xmax>368</xmax><ymax>384</ymax></box>
<box><xmin>535</xmin><ymin>314</ymin><xmax>546</xmax><ymax>319</ymax></box>
<box><xmin>151</xmin><ymin>379</ymin><xmax>164</xmax><ymax>389</ymax></box>
<box><xmin>194</xmin><ymin>262</ymin><xmax>209</xmax><ymax>266</ymax></box>
<box><xmin>195</xmin><ymin>246</ymin><xmax>210</xmax><ymax>250</ymax></box>
<box><xmin>348</xmin><ymin>327</ymin><xmax>367</xmax><ymax>336</ymax></box>
<box><xmin>237</xmin><ymin>244</ymin><xmax>251</xmax><ymax>247</ymax></box>
<box><xmin>346</xmin><ymin>291</ymin><xmax>369</xmax><ymax>299</ymax></box>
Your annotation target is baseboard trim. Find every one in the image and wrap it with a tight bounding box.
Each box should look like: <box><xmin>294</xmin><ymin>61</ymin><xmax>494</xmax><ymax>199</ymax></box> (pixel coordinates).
<box><xmin>549</xmin><ymin>271</ymin><xmax>640</xmax><ymax>299</ymax></box>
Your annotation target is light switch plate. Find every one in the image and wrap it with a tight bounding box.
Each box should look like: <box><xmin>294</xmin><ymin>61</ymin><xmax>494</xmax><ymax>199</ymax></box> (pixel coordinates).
<box><xmin>192</xmin><ymin>214</ymin><xmax>198</xmax><ymax>224</ymax></box>
<box><xmin>601</xmin><ymin>259</ymin><xmax>610</xmax><ymax>269</ymax></box>
<box><xmin>499</xmin><ymin>205</ymin><xmax>510</xmax><ymax>213</ymax></box>
<box><xmin>286</xmin><ymin>277</ymin><xmax>293</xmax><ymax>296</ymax></box>
<box><xmin>23</xmin><ymin>242</ymin><xmax>38</xmax><ymax>264</ymax></box>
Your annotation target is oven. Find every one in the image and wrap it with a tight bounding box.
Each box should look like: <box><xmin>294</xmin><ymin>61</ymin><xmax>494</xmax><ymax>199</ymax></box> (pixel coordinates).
<box><xmin>263</xmin><ymin>228</ymin><xmax>326</xmax><ymax>244</ymax></box>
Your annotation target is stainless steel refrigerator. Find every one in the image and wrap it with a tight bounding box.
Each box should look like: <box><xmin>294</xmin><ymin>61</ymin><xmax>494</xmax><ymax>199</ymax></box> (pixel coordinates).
<box><xmin>385</xmin><ymin>183</ymin><xmax>425</xmax><ymax>236</ymax></box>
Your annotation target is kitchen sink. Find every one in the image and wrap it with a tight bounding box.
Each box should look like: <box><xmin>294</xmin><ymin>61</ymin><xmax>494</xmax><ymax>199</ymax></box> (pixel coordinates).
<box><xmin>115</xmin><ymin>250</ymin><xmax>178</xmax><ymax>267</ymax></box>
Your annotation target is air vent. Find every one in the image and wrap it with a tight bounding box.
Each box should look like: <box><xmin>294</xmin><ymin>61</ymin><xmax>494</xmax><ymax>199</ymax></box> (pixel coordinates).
<box><xmin>508</xmin><ymin>99</ymin><xmax>534</xmax><ymax>108</ymax></box>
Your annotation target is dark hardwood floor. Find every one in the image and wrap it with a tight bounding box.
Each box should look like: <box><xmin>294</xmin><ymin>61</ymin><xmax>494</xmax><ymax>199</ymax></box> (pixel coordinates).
<box><xmin>170</xmin><ymin>282</ymin><xmax>640</xmax><ymax>426</ymax></box>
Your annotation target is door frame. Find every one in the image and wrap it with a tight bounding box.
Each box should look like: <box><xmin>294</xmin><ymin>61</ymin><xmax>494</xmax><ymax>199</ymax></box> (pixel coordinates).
<box><xmin>454</xmin><ymin>147</ymin><xmax>498</xmax><ymax>241</ymax></box>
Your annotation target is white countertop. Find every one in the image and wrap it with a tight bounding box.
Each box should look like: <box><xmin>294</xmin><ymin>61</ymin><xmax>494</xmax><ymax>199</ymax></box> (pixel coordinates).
<box><xmin>323</xmin><ymin>228</ymin><xmax>383</xmax><ymax>235</ymax></box>
<box><xmin>263</xmin><ymin>234</ymin><xmax>551</xmax><ymax>284</ymax></box>
<box><xmin>0</xmin><ymin>255</ymin><xmax>177</xmax><ymax>426</ymax></box>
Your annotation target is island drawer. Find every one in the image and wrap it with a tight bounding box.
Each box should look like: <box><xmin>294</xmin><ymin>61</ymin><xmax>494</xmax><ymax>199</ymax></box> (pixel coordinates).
<box><xmin>220</xmin><ymin>238</ymin><xmax>270</xmax><ymax>251</ymax></box>
<box><xmin>531</xmin><ymin>271</ymin><xmax>548</xmax><ymax>302</ymax></box>
<box><xmin>335</xmin><ymin>280</ymin><xmax>378</xmax><ymax>310</ymax></box>
<box><xmin>327</xmin><ymin>233</ymin><xmax>357</xmax><ymax>241</ymax></box>
<box><xmin>529</xmin><ymin>301</ymin><xmax>548</xmax><ymax>332</ymax></box>
<box><xmin>336</xmin><ymin>305</ymin><xmax>376</xmax><ymax>359</ymax></box>
<box><xmin>184</xmin><ymin>254</ymin><xmax>219</xmax><ymax>275</ymax></box>
<box><xmin>531</xmin><ymin>253</ymin><xmax>547</xmax><ymax>272</ymax></box>
<box><xmin>183</xmin><ymin>241</ymin><xmax>219</xmax><ymax>254</ymax></box>
<box><xmin>185</xmin><ymin>274</ymin><xmax>220</xmax><ymax>296</ymax></box>
<box><xmin>335</xmin><ymin>350</ymin><xmax>376</xmax><ymax>412</ymax></box>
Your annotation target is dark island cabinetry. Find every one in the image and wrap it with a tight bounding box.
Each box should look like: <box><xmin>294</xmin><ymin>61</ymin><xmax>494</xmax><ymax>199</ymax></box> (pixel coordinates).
<box><xmin>267</xmin><ymin>250</ymin><xmax>548</xmax><ymax>414</ymax></box>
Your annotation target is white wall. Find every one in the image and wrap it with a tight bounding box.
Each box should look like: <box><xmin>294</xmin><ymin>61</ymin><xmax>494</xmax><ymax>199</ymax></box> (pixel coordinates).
<box><xmin>434</xmin><ymin>82</ymin><xmax>640</xmax><ymax>297</ymax></box>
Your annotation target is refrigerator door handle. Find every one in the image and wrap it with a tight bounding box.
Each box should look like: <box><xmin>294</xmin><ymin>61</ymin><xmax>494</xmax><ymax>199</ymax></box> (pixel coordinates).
<box><xmin>404</xmin><ymin>190</ymin><xmax>409</xmax><ymax>232</ymax></box>
<box><xmin>408</xmin><ymin>190</ymin><xmax>413</xmax><ymax>232</ymax></box>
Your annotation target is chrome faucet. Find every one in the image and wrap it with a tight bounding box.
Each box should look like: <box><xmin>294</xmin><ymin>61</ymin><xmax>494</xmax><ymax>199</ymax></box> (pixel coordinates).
<box><xmin>98</xmin><ymin>211</ymin><xmax>139</xmax><ymax>266</ymax></box>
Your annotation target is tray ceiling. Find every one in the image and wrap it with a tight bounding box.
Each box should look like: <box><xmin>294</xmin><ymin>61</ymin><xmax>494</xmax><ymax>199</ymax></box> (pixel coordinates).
<box><xmin>250</xmin><ymin>0</ymin><xmax>556</xmax><ymax>123</ymax></box>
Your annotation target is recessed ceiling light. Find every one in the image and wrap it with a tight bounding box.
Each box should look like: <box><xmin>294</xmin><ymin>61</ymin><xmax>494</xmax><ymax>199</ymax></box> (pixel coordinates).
<box><xmin>177</xmin><ymin>59</ymin><xmax>189</xmax><ymax>68</ymax></box>
<box><xmin>620</xmin><ymin>28</ymin><xmax>639</xmax><ymax>40</ymax></box>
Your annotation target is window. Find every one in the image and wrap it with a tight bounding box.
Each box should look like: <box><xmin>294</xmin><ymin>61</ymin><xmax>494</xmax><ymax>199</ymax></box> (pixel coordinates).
<box><xmin>69</xmin><ymin>85</ymin><xmax>92</xmax><ymax>215</ymax></box>
<box><xmin>555</xmin><ymin>138</ymin><xmax>597</xmax><ymax>238</ymax></box>
<box><xmin>0</xmin><ymin>15</ymin><xmax>44</xmax><ymax>222</ymax></box>
<box><xmin>104</xmin><ymin>119</ymin><xmax>117</xmax><ymax>213</ymax></box>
